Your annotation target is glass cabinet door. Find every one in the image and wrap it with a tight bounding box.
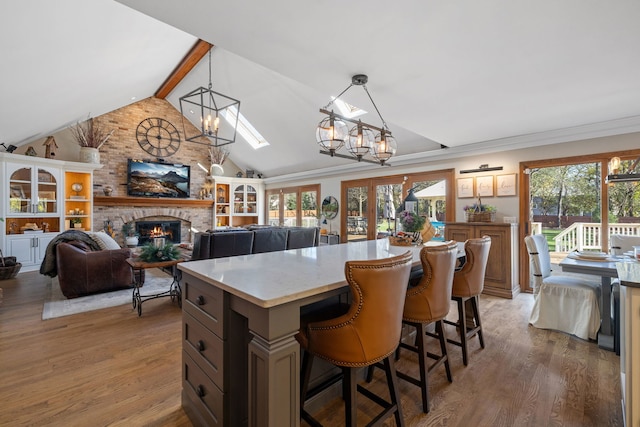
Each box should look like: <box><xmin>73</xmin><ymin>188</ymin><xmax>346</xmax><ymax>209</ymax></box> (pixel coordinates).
<box><xmin>246</xmin><ymin>185</ymin><xmax>257</xmax><ymax>214</ymax></box>
<box><xmin>37</xmin><ymin>168</ymin><xmax>57</xmax><ymax>213</ymax></box>
<box><xmin>8</xmin><ymin>167</ymin><xmax>32</xmax><ymax>214</ymax></box>
<box><xmin>233</xmin><ymin>185</ymin><xmax>244</xmax><ymax>213</ymax></box>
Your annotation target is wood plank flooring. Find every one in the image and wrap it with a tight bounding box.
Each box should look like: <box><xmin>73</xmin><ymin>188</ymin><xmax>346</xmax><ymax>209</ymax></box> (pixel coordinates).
<box><xmin>0</xmin><ymin>271</ymin><xmax>622</xmax><ymax>426</ymax></box>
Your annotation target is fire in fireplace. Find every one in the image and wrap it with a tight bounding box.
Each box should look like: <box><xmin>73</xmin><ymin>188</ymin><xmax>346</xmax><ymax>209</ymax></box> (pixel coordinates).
<box><xmin>135</xmin><ymin>221</ymin><xmax>181</xmax><ymax>246</ymax></box>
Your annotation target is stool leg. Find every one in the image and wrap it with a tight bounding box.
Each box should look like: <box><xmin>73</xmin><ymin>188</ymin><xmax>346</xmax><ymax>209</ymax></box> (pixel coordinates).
<box><xmin>415</xmin><ymin>322</ymin><xmax>430</xmax><ymax>413</ymax></box>
<box><xmin>458</xmin><ymin>297</ymin><xmax>469</xmax><ymax>366</ymax></box>
<box><xmin>471</xmin><ymin>295</ymin><xmax>485</xmax><ymax>348</ymax></box>
<box><xmin>300</xmin><ymin>352</ymin><xmax>324</xmax><ymax>427</ymax></box>
<box><xmin>436</xmin><ymin>320</ymin><xmax>452</xmax><ymax>383</ymax></box>
<box><xmin>383</xmin><ymin>355</ymin><xmax>405</xmax><ymax>427</ymax></box>
<box><xmin>343</xmin><ymin>367</ymin><xmax>357</xmax><ymax>427</ymax></box>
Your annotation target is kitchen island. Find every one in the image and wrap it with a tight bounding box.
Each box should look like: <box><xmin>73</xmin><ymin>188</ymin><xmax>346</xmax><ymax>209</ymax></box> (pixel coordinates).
<box><xmin>177</xmin><ymin>239</ymin><xmax>444</xmax><ymax>427</ymax></box>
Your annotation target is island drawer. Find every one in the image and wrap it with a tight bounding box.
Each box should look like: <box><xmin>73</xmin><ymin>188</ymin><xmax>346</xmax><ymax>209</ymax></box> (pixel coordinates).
<box><xmin>183</xmin><ymin>273</ymin><xmax>224</xmax><ymax>338</ymax></box>
<box><xmin>183</xmin><ymin>311</ymin><xmax>224</xmax><ymax>388</ymax></box>
<box><xmin>183</xmin><ymin>350</ymin><xmax>224</xmax><ymax>426</ymax></box>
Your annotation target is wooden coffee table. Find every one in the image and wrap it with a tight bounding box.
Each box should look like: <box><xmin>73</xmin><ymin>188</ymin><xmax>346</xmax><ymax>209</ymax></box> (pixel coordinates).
<box><xmin>126</xmin><ymin>258</ymin><xmax>183</xmax><ymax>316</ymax></box>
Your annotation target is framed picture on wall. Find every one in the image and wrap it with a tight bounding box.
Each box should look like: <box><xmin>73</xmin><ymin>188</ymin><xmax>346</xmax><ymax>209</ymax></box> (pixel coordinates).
<box><xmin>496</xmin><ymin>173</ymin><xmax>517</xmax><ymax>196</ymax></box>
<box><xmin>475</xmin><ymin>175</ymin><xmax>494</xmax><ymax>197</ymax></box>
<box><xmin>457</xmin><ymin>177</ymin><xmax>475</xmax><ymax>198</ymax></box>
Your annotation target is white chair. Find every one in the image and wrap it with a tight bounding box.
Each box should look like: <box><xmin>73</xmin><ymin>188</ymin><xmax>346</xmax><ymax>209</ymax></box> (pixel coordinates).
<box><xmin>610</xmin><ymin>234</ymin><xmax>640</xmax><ymax>256</ymax></box>
<box><xmin>524</xmin><ymin>234</ymin><xmax>601</xmax><ymax>340</ymax></box>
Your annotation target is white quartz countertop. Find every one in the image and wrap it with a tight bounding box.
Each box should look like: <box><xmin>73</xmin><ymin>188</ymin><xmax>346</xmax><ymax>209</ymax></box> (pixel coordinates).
<box><xmin>179</xmin><ymin>239</ymin><xmax>457</xmax><ymax>308</ymax></box>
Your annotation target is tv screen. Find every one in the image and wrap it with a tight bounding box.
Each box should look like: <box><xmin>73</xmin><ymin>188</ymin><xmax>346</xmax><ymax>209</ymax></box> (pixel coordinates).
<box><xmin>127</xmin><ymin>159</ymin><xmax>190</xmax><ymax>198</ymax></box>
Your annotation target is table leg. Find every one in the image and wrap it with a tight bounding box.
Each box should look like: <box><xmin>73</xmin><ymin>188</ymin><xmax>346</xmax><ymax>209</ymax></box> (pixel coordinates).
<box><xmin>131</xmin><ymin>267</ymin><xmax>143</xmax><ymax>316</ymax></box>
<box><xmin>599</xmin><ymin>276</ymin><xmax>614</xmax><ymax>351</ymax></box>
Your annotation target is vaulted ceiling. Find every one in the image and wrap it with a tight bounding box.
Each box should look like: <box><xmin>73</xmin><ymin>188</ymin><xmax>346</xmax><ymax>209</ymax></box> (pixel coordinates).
<box><xmin>3</xmin><ymin>0</ymin><xmax>640</xmax><ymax>179</ymax></box>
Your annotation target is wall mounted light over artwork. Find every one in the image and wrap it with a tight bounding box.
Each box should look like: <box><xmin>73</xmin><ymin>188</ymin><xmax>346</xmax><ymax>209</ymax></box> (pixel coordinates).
<box><xmin>460</xmin><ymin>164</ymin><xmax>503</xmax><ymax>174</ymax></box>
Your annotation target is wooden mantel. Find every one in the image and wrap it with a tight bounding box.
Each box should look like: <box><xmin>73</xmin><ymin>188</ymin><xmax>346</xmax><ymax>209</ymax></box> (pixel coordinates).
<box><xmin>94</xmin><ymin>196</ymin><xmax>213</xmax><ymax>208</ymax></box>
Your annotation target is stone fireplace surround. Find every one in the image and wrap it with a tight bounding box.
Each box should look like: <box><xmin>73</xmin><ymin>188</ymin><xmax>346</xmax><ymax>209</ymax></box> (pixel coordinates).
<box><xmin>93</xmin><ymin>199</ymin><xmax>214</xmax><ymax>247</ymax></box>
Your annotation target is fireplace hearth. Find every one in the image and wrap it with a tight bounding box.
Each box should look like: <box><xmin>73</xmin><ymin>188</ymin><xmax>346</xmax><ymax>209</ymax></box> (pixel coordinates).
<box><xmin>135</xmin><ymin>221</ymin><xmax>181</xmax><ymax>246</ymax></box>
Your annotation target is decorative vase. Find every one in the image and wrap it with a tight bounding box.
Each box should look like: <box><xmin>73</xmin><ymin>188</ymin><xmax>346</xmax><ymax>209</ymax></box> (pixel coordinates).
<box><xmin>209</xmin><ymin>164</ymin><xmax>224</xmax><ymax>176</ymax></box>
<box><xmin>125</xmin><ymin>236</ymin><xmax>139</xmax><ymax>248</ymax></box>
<box><xmin>79</xmin><ymin>146</ymin><xmax>100</xmax><ymax>164</ymax></box>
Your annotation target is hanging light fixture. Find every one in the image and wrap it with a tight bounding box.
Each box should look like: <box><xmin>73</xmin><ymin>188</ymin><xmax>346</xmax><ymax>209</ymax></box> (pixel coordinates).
<box><xmin>606</xmin><ymin>156</ymin><xmax>640</xmax><ymax>183</ymax></box>
<box><xmin>179</xmin><ymin>48</ymin><xmax>240</xmax><ymax>147</ymax></box>
<box><xmin>316</xmin><ymin>74</ymin><xmax>396</xmax><ymax>166</ymax></box>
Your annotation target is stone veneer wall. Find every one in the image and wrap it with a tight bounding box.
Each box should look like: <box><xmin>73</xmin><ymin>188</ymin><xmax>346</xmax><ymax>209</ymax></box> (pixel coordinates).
<box><xmin>90</xmin><ymin>96</ymin><xmax>226</xmax><ymax>242</ymax></box>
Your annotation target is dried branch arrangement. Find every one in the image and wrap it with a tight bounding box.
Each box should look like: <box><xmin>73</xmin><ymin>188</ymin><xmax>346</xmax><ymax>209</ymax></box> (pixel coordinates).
<box><xmin>69</xmin><ymin>116</ymin><xmax>114</xmax><ymax>149</ymax></box>
<box><xmin>209</xmin><ymin>146</ymin><xmax>229</xmax><ymax>165</ymax></box>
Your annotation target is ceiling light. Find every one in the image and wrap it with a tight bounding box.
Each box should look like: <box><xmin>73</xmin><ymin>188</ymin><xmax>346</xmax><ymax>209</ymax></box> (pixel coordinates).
<box><xmin>316</xmin><ymin>74</ymin><xmax>396</xmax><ymax>166</ymax></box>
<box><xmin>179</xmin><ymin>48</ymin><xmax>240</xmax><ymax>148</ymax></box>
<box><xmin>606</xmin><ymin>156</ymin><xmax>640</xmax><ymax>183</ymax></box>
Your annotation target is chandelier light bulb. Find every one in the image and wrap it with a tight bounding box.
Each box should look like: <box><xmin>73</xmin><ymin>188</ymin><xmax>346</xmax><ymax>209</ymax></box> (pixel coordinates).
<box><xmin>347</xmin><ymin>122</ymin><xmax>374</xmax><ymax>161</ymax></box>
<box><xmin>316</xmin><ymin>114</ymin><xmax>347</xmax><ymax>154</ymax></box>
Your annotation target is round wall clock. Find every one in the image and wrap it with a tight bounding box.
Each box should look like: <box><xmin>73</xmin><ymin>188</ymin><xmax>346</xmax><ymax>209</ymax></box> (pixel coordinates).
<box><xmin>136</xmin><ymin>117</ymin><xmax>181</xmax><ymax>157</ymax></box>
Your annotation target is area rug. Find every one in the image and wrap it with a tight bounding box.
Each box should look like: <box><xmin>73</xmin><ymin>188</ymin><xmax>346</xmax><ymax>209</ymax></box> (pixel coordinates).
<box><xmin>42</xmin><ymin>268</ymin><xmax>176</xmax><ymax>320</ymax></box>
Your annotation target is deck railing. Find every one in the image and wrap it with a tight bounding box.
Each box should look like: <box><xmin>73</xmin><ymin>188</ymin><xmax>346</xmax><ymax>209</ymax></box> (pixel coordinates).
<box><xmin>553</xmin><ymin>223</ymin><xmax>640</xmax><ymax>252</ymax></box>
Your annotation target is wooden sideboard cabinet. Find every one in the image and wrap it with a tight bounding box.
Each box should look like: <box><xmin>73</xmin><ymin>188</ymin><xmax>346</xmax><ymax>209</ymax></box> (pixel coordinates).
<box><xmin>445</xmin><ymin>222</ymin><xmax>520</xmax><ymax>298</ymax></box>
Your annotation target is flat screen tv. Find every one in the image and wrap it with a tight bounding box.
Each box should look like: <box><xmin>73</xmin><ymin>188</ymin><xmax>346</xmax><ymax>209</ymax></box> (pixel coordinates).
<box><xmin>127</xmin><ymin>159</ymin><xmax>190</xmax><ymax>198</ymax></box>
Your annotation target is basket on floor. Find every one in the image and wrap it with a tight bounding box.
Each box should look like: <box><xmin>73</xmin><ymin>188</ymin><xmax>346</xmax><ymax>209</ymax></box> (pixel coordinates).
<box><xmin>0</xmin><ymin>249</ymin><xmax>22</xmax><ymax>280</ymax></box>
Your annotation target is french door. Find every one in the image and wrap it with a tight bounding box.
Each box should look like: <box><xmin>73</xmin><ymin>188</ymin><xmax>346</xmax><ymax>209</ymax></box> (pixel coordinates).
<box><xmin>519</xmin><ymin>149</ymin><xmax>640</xmax><ymax>292</ymax></box>
<box><xmin>341</xmin><ymin>170</ymin><xmax>455</xmax><ymax>243</ymax></box>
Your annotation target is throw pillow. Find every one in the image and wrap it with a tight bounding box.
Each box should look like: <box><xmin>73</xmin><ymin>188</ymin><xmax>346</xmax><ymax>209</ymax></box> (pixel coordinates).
<box><xmin>88</xmin><ymin>231</ymin><xmax>122</xmax><ymax>250</ymax></box>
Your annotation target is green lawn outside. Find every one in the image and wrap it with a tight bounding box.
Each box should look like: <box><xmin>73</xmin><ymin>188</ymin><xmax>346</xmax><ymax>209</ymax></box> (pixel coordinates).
<box><xmin>542</xmin><ymin>228</ymin><xmax>562</xmax><ymax>251</ymax></box>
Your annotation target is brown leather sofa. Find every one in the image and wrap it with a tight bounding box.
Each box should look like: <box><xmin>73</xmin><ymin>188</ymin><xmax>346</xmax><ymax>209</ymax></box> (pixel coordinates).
<box><xmin>191</xmin><ymin>226</ymin><xmax>320</xmax><ymax>260</ymax></box>
<box><xmin>56</xmin><ymin>240</ymin><xmax>135</xmax><ymax>298</ymax></box>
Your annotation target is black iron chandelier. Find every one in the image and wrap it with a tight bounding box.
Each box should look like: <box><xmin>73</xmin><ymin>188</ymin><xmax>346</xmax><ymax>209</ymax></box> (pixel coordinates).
<box><xmin>315</xmin><ymin>74</ymin><xmax>396</xmax><ymax>166</ymax></box>
<box><xmin>179</xmin><ymin>48</ymin><xmax>240</xmax><ymax>147</ymax></box>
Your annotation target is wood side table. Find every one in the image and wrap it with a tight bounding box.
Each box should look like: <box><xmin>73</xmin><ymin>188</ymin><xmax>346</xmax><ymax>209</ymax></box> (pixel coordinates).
<box><xmin>126</xmin><ymin>257</ymin><xmax>183</xmax><ymax>316</ymax></box>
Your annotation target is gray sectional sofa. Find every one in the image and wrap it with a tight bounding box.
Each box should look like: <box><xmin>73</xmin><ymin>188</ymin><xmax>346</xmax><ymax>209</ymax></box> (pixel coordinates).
<box><xmin>191</xmin><ymin>226</ymin><xmax>320</xmax><ymax>260</ymax></box>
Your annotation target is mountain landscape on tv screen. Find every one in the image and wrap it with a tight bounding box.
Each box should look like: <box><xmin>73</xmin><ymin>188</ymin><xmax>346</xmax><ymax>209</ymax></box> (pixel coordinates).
<box><xmin>128</xmin><ymin>167</ymin><xmax>189</xmax><ymax>198</ymax></box>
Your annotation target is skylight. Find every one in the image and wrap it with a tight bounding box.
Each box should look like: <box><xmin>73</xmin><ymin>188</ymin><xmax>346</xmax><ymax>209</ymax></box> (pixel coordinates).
<box><xmin>221</xmin><ymin>106</ymin><xmax>270</xmax><ymax>150</ymax></box>
<box><xmin>332</xmin><ymin>97</ymin><xmax>367</xmax><ymax>119</ymax></box>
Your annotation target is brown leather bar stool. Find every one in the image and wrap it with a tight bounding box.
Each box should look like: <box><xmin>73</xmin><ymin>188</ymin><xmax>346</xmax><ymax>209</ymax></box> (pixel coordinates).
<box><xmin>444</xmin><ymin>236</ymin><xmax>491</xmax><ymax>366</ymax></box>
<box><xmin>295</xmin><ymin>251</ymin><xmax>413</xmax><ymax>427</ymax></box>
<box><xmin>368</xmin><ymin>241</ymin><xmax>459</xmax><ymax>414</ymax></box>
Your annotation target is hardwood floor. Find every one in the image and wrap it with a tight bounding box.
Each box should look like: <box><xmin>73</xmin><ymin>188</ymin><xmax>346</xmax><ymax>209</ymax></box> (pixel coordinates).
<box><xmin>0</xmin><ymin>271</ymin><xmax>622</xmax><ymax>426</ymax></box>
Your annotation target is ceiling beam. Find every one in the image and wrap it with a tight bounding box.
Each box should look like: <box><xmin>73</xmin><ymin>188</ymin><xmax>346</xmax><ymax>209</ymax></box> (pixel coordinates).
<box><xmin>155</xmin><ymin>39</ymin><xmax>212</xmax><ymax>99</ymax></box>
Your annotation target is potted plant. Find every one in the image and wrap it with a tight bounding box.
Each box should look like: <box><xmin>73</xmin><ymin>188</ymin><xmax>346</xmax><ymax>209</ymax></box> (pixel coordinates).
<box><xmin>122</xmin><ymin>222</ymin><xmax>139</xmax><ymax>247</ymax></box>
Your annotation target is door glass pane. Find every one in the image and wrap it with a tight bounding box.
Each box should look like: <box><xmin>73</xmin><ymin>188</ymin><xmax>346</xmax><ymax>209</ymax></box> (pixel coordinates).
<box><xmin>268</xmin><ymin>194</ymin><xmax>280</xmax><ymax>226</ymax></box>
<box><xmin>346</xmin><ymin>186</ymin><xmax>368</xmax><ymax>241</ymax></box>
<box><xmin>283</xmin><ymin>192</ymin><xmax>297</xmax><ymax>226</ymax></box>
<box><xmin>529</xmin><ymin>163</ymin><xmax>602</xmax><ymax>262</ymax></box>
<box><xmin>376</xmin><ymin>184</ymin><xmax>402</xmax><ymax>238</ymax></box>
<box><xmin>9</xmin><ymin>167</ymin><xmax>31</xmax><ymax>213</ymax></box>
<box><xmin>608</xmin><ymin>158</ymin><xmax>640</xmax><ymax>248</ymax></box>
<box><xmin>410</xmin><ymin>179</ymin><xmax>447</xmax><ymax>241</ymax></box>
<box><xmin>37</xmin><ymin>168</ymin><xmax>57</xmax><ymax>213</ymax></box>
<box><xmin>301</xmin><ymin>190</ymin><xmax>318</xmax><ymax>227</ymax></box>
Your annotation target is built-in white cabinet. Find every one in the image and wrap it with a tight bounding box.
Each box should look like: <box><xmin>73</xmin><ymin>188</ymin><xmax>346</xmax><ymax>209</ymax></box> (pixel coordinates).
<box><xmin>6</xmin><ymin>233</ymin><xmax>56</xmax><ymax>269</ymax></box>
<box><xmin>213</xmin><ymin>177</ymin><xmax>264</xmax><ymax>228</ymax></box>
<box><xmin>1</xmin><ymin>152</ymin><xmax>102</xmax><ymax>272</ymax></box>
